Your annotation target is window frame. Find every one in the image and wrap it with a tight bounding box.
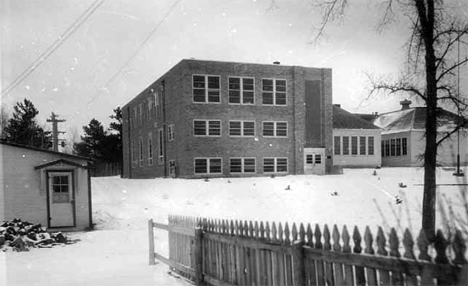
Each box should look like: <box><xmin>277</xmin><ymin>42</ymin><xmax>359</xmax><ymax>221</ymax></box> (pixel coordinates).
<box><xmin>229</xmin><ymin>120</ymin><xmax>256</xmax><ymax>137</ymax></box>
<box><xmin>228</xmin><ymin>76</ymin><xmax>255</xmax><ymax>105</ymax></box>
<box><xmin>262</xmin><ymin>78</ymin><xmax>287</xmax><ymax>106</ymax></box>
<box><xmin>147</xmin><ymin>133</ymin><xmax>153</xmax><ymax>166</ymax></box>
<box><xmin>229</xmin><ymin>157</ymin><xmax>256</xmax><ymax>174</ymax></box>
<box><xmin>138</xmin><ymin>136</ymin><xmax>144</xmax><ymax>167</ymax></box>
<box><xmin>158</xmin><ymin>129</ymin><xmax>164</xmax><ymax>165</ymax></box>
<box><xmin>262</xmin><ymin>121</ymin><xmax>288</xmax><ymax>138</ymax></box>
<box><xmin>334</xmin><ymin>136</ymin><xmax>341</xmax><ymax>155</ymax></box>
<box><xmin>194</xmin><ymin>157</ymin><xmax>223</xmax><ymax>175</ymax></box>
<box><xmin>193</xmin><ymin>119</ymin><xmax>222</xmax><ymax>137</ymax></box>
<box><xmin>368</xmin><ymin>136</ymin><xmax>375</xmax><ymax>155</ymax></box>
<box><xmin>263</xmin><ymin>157</ymin><xmax>288</xmax><ymax>173</ymax></box>
<box><xmin>192</xmin><ymin>74</ymin><xmax>221</xmax><ymax>104</ymax></box>
<box><xmin>168</xmin><ymin>124</ymin><xmax>175</xmax><ymax>141</ymax></box>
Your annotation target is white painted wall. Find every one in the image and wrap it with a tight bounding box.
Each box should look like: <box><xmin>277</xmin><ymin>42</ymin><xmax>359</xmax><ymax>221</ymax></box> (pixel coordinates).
<box><xmin>332</xmin><ymin>129</ymin><xmax>382</xmax><ymax>167</ymax></box>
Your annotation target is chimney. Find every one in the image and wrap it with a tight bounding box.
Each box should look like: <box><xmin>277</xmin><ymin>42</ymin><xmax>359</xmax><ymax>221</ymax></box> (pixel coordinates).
<box><xmin>273</xmin><ymin>61</ymin><xmax>280</xmax><ymax>65</ymax></box>
<box><xmin>400</xmin><ymin>99</ymin><xmax>412</xmax><ymax>110</ymax></box>
<box><xmin>333</xmin><ymin>104</ymin><xmax>341</xmax><ymax>108</ymax></box>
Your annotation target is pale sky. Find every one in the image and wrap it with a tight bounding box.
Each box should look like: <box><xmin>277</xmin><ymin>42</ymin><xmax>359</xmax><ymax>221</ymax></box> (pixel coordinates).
<box><xmin>1</xmin><ymin>0</ymin><xmax>467</xmax><ymax>140</ymax></box>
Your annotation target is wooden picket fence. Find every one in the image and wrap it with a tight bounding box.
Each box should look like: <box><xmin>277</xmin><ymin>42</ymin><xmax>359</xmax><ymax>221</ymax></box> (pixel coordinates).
<box><xmin>148</xmin><ymin>215</ymin><xmax>468</xmax><ymax>286</ymax></box>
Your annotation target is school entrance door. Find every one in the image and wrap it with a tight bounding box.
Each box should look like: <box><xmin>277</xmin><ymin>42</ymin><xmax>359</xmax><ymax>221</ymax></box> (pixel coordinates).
<box><xmin>304</xmin><ymin>148</ymin><xmax>325</xmax><ymax>175</ymax></box>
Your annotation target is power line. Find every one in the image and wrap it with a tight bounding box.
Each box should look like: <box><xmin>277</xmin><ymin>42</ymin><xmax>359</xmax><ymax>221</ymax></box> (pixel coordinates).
<box><xmin>1</xmin><ymin>0</ymin><xmax>106</xmax><ymax>98</ymax></box>
<box><xmin>87</xmin><ymin>0</ymin><xmax>183</xmax><ymax>105</ymax></box>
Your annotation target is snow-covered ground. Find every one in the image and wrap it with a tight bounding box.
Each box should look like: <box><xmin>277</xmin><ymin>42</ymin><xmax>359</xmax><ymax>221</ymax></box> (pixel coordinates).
<box><xmin>2</xmin><ymin>167</ymin><xmax>467</xmax><ymax>286</ymax></box>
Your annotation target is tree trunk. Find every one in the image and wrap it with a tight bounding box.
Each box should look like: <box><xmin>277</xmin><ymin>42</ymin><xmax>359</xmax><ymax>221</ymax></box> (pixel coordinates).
<box><xmin>418</xmin><ymin>0</ymin><xmax>438</xmax><ymax>242</ymax></box>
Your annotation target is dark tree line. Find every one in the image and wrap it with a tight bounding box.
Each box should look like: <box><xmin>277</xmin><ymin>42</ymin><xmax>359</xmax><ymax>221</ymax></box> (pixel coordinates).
<box><xmin>1</xmin><ymin>98</ymin><xmax>51</xmax><ymax>148</ymax></box>
<box><xmin>73</xmin><ymin>107</ymin><xmax>122</xmax><ymax>164</ymax></box>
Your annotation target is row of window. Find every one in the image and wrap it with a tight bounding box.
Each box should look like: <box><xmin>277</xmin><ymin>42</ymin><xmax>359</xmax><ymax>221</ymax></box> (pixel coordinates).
<box><xmin>131</xmin><ymin>129</ymin><xmax>167</xmax><ymax>168</ymax></box>
<box><xmin>194</xmin><ymin>157</ymin><xmax>288</xmax><ymax>175</ymax></box>
<box><xmin>193</xmin><ymin>75</ymin><xmax>287</xmax><ymax>105</ymax></box>
<box><xmin>334</xmin><ymin>136</ymin><xmax>375</xmax><ymax>156</ymax></box>
<box><xmin>132</xmin><ymin>87</ymin><xmax>163</xmax><ymax>128</ymax></box>
<box><xmin>193</xmin><ymin>120</ymin><xmax>288</xmax><ymax>138</ymax></box>
<box><xmin>381</xmin><ymin>138</ymin><xmax>407</xmax><ymax>157</ymax></box>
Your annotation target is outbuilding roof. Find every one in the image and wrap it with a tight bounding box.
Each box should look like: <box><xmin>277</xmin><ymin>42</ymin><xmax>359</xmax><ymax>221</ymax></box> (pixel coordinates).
<box><xmin>333</xmin><ymin>105</ymin><xmax>381</xmax><ymax>130</ymax></box>
<box><xmin>0</xmin><ymin>140</ymin><xmax>93</xmax><ymax>162</ymax></box>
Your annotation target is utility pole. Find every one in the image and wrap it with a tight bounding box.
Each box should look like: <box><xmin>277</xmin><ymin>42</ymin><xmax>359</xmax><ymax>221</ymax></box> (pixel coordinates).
<box><xmin>46</xmin><ymin>112</ymin><xmax>66</xmax><ymax>151</ymax></box>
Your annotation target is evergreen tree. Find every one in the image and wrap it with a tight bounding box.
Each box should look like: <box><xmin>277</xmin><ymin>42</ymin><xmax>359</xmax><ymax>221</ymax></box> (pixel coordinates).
<box><xmin>74</xmin><ymin>118</ymin><xmax>106</xmax><ymax>158</ymax></box>
<box><xmin>3</xmin><ymin>99</ymin><xmax>50</xmax><ymax>148</ymax></box>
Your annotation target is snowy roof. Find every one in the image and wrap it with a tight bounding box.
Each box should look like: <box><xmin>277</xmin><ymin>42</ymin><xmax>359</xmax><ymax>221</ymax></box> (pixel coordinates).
<box><xmin>333</xmin><ymin>105</ymin><xmax>380</xmax><ymax>130</ymax></box>
<box><xmin>373</xmin><ymin>107</ymin><xmax>467</xmax><ymax>132</ymax></box>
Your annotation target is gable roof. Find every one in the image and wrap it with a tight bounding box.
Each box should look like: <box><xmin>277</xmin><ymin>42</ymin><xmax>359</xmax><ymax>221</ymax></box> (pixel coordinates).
<box><xmin>0</xmin><ymin>140</ymin><xmax>93</xmax><ymax>162</ymax></box>
<box><xmin>373</xmin><ymin>107</ymin><xmax>467</xmax><ymax>132</ymax></box>
<box><xmin>34</xmin><ymin>159</ymin><xmax>89</xmax><ymax>170</ymax></box>
<box><xmin>333</xmin><ymin>105</ymin><xmax>381</xmax><ymax>130</ymax></box>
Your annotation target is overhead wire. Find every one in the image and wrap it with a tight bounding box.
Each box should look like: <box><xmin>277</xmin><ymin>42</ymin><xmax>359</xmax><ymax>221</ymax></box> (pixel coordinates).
<box><xmin>86</xmin><ymin>0</ymin><xmax>183</xmax><ymax>105</ymax></box>
<box><xmin>1</xmin><ymin>0</ymin><xmax>106</xmax><ymax>98</ymax></box>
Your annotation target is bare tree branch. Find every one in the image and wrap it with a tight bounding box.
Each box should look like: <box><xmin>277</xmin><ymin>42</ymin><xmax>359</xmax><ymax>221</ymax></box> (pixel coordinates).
<box><xmin>437</xmin><ymin>57</ymin><xmax>468</xmax><ymax>82</ymax></box>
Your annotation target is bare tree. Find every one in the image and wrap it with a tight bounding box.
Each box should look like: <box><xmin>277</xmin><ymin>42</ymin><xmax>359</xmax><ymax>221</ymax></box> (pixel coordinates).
<box><xmin>307</xmin><ymin>0</ymin><xmax>468</xmax><ymax>240</ymax></box>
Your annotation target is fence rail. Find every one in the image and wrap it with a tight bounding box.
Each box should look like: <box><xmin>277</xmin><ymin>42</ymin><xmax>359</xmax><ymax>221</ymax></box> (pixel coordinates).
<box><xmin>149</xmin><ymin>215</ymin><xmax>468</xmax><ymax>286</ymax></box>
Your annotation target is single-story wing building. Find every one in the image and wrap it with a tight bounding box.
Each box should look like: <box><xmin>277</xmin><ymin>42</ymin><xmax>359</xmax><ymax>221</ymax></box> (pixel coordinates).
<box><xmin>332</xmin><ymin>104</ymin><xmax>382</xmax><ymax>167</ymax></box>
<box><xmin>0</xmin><ymin>141</ymin><xmax>93</xmax><ymax>231</ymax></box>
<box><xmin>373</xmin><ymin>100</ymin><xmax>468</xmax><ymax>167</ymax></box>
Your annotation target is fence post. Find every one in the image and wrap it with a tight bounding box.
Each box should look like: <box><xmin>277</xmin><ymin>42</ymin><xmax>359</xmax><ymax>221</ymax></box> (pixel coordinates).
<box><xmin>194</xmin><ymin>227</ymin><xmax>204</xmax><ymax>285</ymax></box>
<box><xmin>148</xmin><ymin>219</ymin><xmax>156</xmax><ymax>265</ymax></box>
<box><xmin>292</xmin><ymin>240</ymin><xmax>305</xmax><ymax>286</ymax></box>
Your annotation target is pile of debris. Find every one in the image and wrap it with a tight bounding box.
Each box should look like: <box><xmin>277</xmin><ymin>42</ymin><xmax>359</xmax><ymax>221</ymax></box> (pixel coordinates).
<box><xmin>0</xmin><ymin>218</ymin><xmax>69</xmax><ymax>252</ymax></box>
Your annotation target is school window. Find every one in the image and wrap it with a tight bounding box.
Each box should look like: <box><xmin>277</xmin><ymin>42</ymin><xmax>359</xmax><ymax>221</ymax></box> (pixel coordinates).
<box><xmin>168</xmin><ymin>124</ymin><xmax>175</xmax><ymax>141</ymax></box>
<box><xmin>133</xmin><ymin>107</ymin><xmax>138</xmax><ymax>127</ymax></box>
<box><xmin>385</xmin><ymin>140</ymin><xmax>390</xmax><ymax>157</ymax></box>
<box><xmin>158</xmin><ymin>129</ymin><xmax>164</xmax><ymax>164</ymax></box>
<box><xmin>131</xmin><ymin>139</ymin><xmax>136</xmax><ymax>168</ymax></box>
<box><xmin>193</xmin><ymin>75</ymin><xmax>220</xmax><ymax>103</ymax></box>
<box><xmin>147</xmin><ymin>134</ymin><xmax>153</xmax><ymax>166</ymax></box>
<box><xmin>194</xmin><ymin>158</ymin><xmax>222</xmax><ymax>174</ymax></box>
<box><xmin>229</xmin><ymin>121</ymin><xmax>255</xmax><ymax>137</ymax></box>
<box><xmin>368</xmin><ymin>137</ymin><xmax>375</xmax><ymax>155</ymax></box>
<box><xmin>138</xmin><ymin>103</ymin><xmax>143</xmax><ymax>125</ymax></box>
<box><xmin>334</xmin><ymin>136</ymin><xmax>341</xmax><ymax>155</ymax></box>
<box><xmin>193</xmin><ymin>120</ymin><xmax>221</xmax><ymax>136</ymax></box>
<box><xmin>262</xmin><ymin>79</ymin><xmax>287</xmax><ymax>105</ymax></box>
<box><xmin>262</xmin><ymin>121</ymin><xmax>288</xmax><ymax>137</ymax></box>
<box><xmin>359</xmin><ymin>136</ymin><xmax>366</xmax><ymax>155</ymax></box>
<box><xmin>153</xmin><ymin>90</ymin><xmax>161</xmax><ymax>116</ymax></box>
<box><xmin>402</xmin><ymin>138</ymin><xmax>407</xmax><ymax>155</ymax></box>
<box><xmin>263</xmin><ymin>157</ymin><xmax>288</xmax><ymax>173</ymax></box>
<box><xmin>396</xmin><ymin>138</ymin><xmax>402</xmax><ymax>156</ymax></box>
<box><xmin>351</xmin><ymin>137</ymin><xmax>358</xmax><ymax>155</ymax></box>
<box><xmin>230</xmin><ymin>158</ymin><xmax>256</xmax><ymax>173</ymax></box>
<box><xmin>139</xmin><ymin>137</ymin><xmax>144</xmax><ymax>167</ymax></box>
<box><xmin>342</xmin><ymin>137</ymin><xmax>349</xmax><ymax>155</ymax></box>
<box><xmin>228</xmin><ymin>77</ymin><xmax>255</xmax><ymax>104</ymax></box>
<box><xmin>390</xmin><ymin>139</ymin><xmax>396</xmax><ymax>156</ymax></box>
<box><xmin>147</xmin><ymin>97</ymin><xmax>153</xmax><ymax>121</ymax></box>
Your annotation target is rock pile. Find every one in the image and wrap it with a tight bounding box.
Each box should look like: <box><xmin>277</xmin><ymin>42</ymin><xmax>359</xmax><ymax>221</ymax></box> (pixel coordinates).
<box><xmin>0</xmin><ymin>218</ymin><xmax>69</xmax><ymax>252</ymax></box>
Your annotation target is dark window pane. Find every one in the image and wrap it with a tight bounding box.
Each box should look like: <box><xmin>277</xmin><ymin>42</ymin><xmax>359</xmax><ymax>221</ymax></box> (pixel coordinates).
<box><xmin>275</xmin><ymin>93</ymin><xmax>286</xmax><ymax>105</ymax></box>
<box><xmin>315</xmin><ymin>155</ymin><xmax>322</xmax><ymax>164</ymax></box>
<box><xmin>263</xmin><ymin>122</ymin><xmax>275</xmax><ymax>136</ymax></box>
<box><xmin>306</xmin><ymin>155</ymin><xmax>313</xmax><ymax>164</ymax></box>
<box><xmin>229</xmin><ymin>121</ymin><xmax>241</xmax><ymax>136</ymax></box>
<box><xmin>207</xmin><ymin>91</ymin><xmax>220</xmax><ymax>103</ymax></box>
<box><xmin>230</xmin><ymin>159</ymin><xmax>242</xmax><ymax>173</ymax></box>
<box><xmin>277</xmin><ymin>158</ymin><xmax>288</xmax><ymax>172</ymax></box>
<box><xmin>368</xmin><ymin>137</ymin><xmax>374</xmax><ymax>155</ymax></box>
<box><xmin>334</xmin><ymin>136</ymin><xmax>341</xmax><ymax>155</ymax></box>
<box><xmin>360</xmin><ymin>136</ymin><xmax>366</xmax><ymax>155</ymax></box>
<box><xmin>402</xmin><ymin>138</ymin><xmax>407</xmax><ymax>155</ymax></box>
<box><xmin>193</xmin><ymin>76</ymin><xmax>205</xmax><ymax>88</ymax></box>
<box><xmin>262</xmin><ymin>93</ymin><xmax>274</xmax><ymax>104</ymax></box>
<box><xmin>351</xmin><ymin>137</ymin><xmax>358</xmax><ymax>155</ymax></box>
<box><xmin>208</xmin><ymin>121</ymin><xmax>221</xmax><ymax>136</ymax></box>
<box><xmin>343</xmin><ymin>137</ymin><xmax>349</xmax><ymax>155</ymax></box>
<box><xmin>243</xmin><ymin>121</ymin><xmax>255</xmax><ymax>136</ymax></box>
<box><xmin>229</xmin><ymin>78</ymin><xmax>240</xmax><ymax>90</ymax></box>
<box><xmin>207</xmin><ymin>76</ymin><xmax>220</xmax><ymax>89</ymax></box>
<box><xmin>243</xmin><ymin>92</ymin><xmax>254</xmax><ymax>104</ymax></box>
<box><xmin>195</xmin><ymin>159</ymin><xmax>207</xmax><ymax>174</ymax></box>
<box><xmin>276</xmin><ymin>80</ymin><xmax>286</xmax><ymax>92</ymax></box>
<box><xmin>263</xmin><ymin>158</ymin><xmax>275</xmax><ymax>173</ymax></box>
<box><xmin>194</xmin><ymin>121</ymin><xmax>206</xmax><ymax>136</ymax></box>
<box><xmin>209</xmin><ymin>158</ymin><xmax>222</xmax><ymax>174</ymax></box>
<box><xmin>262</xmin><ymin>79</ymin><xmax>273</xmax><ymax>91</ymax></box>
<box><xmin>244</xmin><ymin>159</ymin><xmax>256</xmax><ymax>173</ymax></box>
<box><xmin>229</xmin><ymin>90</ymin><xmax>241</xmax><ymax>104</ymax></box>
<box><xmin>276</xmin><ymin>122</ymin><xmax>287</xmax><ymax>137</ymax></box>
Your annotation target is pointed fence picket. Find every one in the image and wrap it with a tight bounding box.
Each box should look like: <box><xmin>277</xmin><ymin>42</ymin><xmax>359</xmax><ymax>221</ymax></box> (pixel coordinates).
<box><xmin>149</xmin><ymin>215</ymin><xmax>468</xmax><ymax>286</ymax></box>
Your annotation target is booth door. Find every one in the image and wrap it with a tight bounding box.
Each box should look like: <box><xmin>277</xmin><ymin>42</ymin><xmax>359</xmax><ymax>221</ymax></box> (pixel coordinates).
<box><xmin>48</xmin><ymin>171</ymin><xmax>75</xmax><ymax>227</ymax></box>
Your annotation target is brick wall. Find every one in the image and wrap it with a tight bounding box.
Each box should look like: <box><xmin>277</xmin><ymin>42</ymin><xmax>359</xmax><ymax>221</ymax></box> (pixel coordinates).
<box><xmin>122</xmin><ymin>59</ymin><xmax>333</xmax><ymax>178</ymax></box>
